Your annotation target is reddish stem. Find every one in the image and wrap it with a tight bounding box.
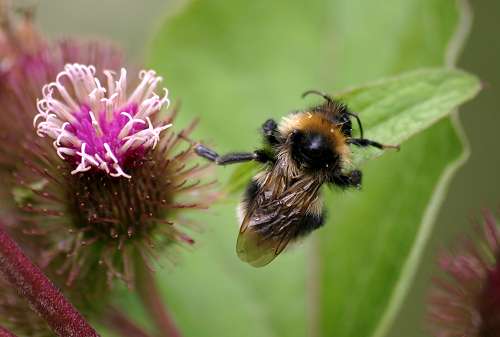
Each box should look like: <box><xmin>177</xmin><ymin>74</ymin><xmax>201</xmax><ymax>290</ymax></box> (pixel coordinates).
<box><xmin>102</xmin><ymin>308</ymin><xmax>154</xmax><ymax>337</ymax></box>
<box><xmin>136</xmin><ymin>261</ymin><xmax>182</xmax><ymax>337</ymax></box>
<box><xmin>0</xmin><ymin>325</ymin><xmax>18</xmax><ymax>337</ymax></box>
<box><xmin>0</xmin><ymin>224</ymin><xmax>100</xmax><ymax>337</ymax></box>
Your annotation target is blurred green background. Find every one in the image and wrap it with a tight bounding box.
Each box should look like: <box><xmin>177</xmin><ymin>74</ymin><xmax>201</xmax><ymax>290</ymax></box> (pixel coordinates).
<box><xmin>24</xmin><ymin>0</ymin><xmax>500</xmax><ymax>336</ymax></box>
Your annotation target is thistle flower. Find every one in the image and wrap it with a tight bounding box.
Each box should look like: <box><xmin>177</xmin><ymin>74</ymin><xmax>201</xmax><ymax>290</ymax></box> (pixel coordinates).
<box><xmin>428</xmin><ymin>211</ymin><xmax>500</xmax><ymax>337</ymax></box>
<box><xmin>0</xmin><ymin>7</ymin><xmax>214</xmax><ymax>337</ymax></box>
<box><xmin>12</xmin><ymin>62</ymin><xmax>215</xmax><ymax>290</ymax></box>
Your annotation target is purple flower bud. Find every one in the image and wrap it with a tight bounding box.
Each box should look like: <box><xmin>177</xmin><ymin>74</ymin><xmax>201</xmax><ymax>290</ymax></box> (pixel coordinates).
<box><xmin>428</xmin><ymin>212</ymin><xmax>500</xmax><ymax>337</ymax></box>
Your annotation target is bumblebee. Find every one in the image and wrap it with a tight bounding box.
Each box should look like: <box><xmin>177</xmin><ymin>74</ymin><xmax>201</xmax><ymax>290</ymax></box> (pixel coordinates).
<box><xmin>195</xmin><ymin>91</ymin><xmax>399</xmax><ymax>267</ymax></box>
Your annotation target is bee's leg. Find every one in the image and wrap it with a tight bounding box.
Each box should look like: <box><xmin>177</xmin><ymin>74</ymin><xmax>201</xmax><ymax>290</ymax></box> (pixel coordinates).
<box><xmin>347</xmin><ymin>138</ymin><xmax>400</xmax><ymax>150</ymax></box>
<box><xmin>262</xmin><ymin>119</ymin><xmax>281</xmax><ymax>145</ymax></box>
<box><xmin>195</xmin><ymin>145</ymin><xmax>273</xmax><ymax>165</ymax></box>
<box><xmin>194</xmin><ymin>144</ymin><xmax>219</xmax><ymax>161</ymax></box>
<box><xmin>216</xmin><ymin>152</ymin><xmax>264</xmax><ymax>165</ymax></box>
<box><xmin>331</xmin><ymin>170</ymin><xmax>362</xmax><ymax>189</ymax></box>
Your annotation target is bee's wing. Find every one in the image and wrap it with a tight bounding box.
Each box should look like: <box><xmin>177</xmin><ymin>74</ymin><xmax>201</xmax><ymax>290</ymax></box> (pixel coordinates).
<box><xmin>236</xmin><ymin>223</ymin><xmax>297</xmax><ymax>267</ymax></box>
<box><xmin>236</xmin><ymin>194</ymin><xmax>303</xmax><ymax>268</ymax></box>
<box><xmin>236</xmin><ymin>172</ymin><xmax>317</xmax><ymax>267</ymax></box>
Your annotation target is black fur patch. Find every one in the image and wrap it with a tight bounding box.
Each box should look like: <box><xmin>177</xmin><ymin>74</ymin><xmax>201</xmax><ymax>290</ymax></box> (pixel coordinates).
<box><xmin>290</xmin><ymin>131</ymin><xmax>337</xmax><ymax>169</ymax></box>
<box><xmin>244</xmin><ymin>179</ymin><xmax>260</xmax><ymax>203</ymax></box>
<box><xmin>296</xmin><ymin>211</ymin><xmax>325</xmax><ymax>237</ymax></box>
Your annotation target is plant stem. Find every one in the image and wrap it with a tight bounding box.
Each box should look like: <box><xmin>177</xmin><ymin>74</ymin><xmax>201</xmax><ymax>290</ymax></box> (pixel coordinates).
<box><xmin>0</xmin><ymin>325</ymin><xmax>18</xmax><ymax>337</ymax></box>
<box><xmin>101</xmin><ymin>308</ymin><xmax>153</xmax><ymax>337</ymax></box>
<box><xmin>136</xmin><ymin>260</ymin><xmax>182</xmax><ymax>337</ymax></box>
<box><xmin>0</xmin><ymin>223</ymin><xmax>100</xmax><ymax>337</ymax></box>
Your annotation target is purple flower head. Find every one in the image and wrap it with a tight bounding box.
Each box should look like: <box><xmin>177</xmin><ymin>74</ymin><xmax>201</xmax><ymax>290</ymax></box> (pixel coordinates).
<box><xmin>34</xmin><ymin>64</ymin><xmax>172</xmax><ymax>178</ymax></box>
<box><xmin>428</xmin><ymin>211</ymin><xmax>500</xmax><ymax>337</ymax></box>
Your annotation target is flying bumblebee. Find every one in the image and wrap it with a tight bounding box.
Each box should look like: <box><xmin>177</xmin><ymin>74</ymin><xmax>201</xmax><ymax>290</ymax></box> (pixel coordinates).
<box><xmin>195</xmin><ymin>91</ymin><xmax>399</xmax><ymax>267</ymax></box>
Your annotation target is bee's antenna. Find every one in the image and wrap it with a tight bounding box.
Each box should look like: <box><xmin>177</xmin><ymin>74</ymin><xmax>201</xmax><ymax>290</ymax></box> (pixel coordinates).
<box><xmin>301</xmin><ymin>90</ymin><xmax>334</xmax><ymax>104</ymax></box>
<box><xmin>346</xmin><ymin>112</ymin><xmax>364</xmax><ymax>139</ymax></box>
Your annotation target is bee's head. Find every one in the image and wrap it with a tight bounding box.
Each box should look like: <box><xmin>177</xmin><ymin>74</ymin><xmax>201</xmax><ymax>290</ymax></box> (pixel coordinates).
<box><xmin>289</xmin><ymin>130</ymin><xmax>339</xmax><ymax>170</ymax></box>
<box><xmin>279</xmin><ymin>110</ymin><xmax>351</xmax><ymax>173</ymax></box>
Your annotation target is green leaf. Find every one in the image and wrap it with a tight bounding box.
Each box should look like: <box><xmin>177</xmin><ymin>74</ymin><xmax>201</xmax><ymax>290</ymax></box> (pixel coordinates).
<box><xmin>336</xmin><ymin>68</ymin><xmax>479</xmax><ymax>165</ymax></box>
<box><xmin>124</xmin><ymin>1</ymin><xmax>480</xmax><ymax>337</ymax></box>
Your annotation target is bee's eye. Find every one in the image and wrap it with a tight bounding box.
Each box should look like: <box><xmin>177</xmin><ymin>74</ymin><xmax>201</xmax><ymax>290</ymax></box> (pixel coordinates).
<box><xmin>290</xmin><ymin>131</ymin><xmax>336</xmax><ymax>168</ymax></box>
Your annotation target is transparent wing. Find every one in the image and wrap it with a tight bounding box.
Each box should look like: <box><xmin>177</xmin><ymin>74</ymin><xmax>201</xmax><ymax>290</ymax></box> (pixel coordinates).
<box><xmin>236</xmin><ymin>194</ymin><xmax>304</xmax><ymax>268</ymax></box>
<box><xmin>236</xmin><ymin>224</ymin><xmax>297</xmax><ymax>267</ymax></box>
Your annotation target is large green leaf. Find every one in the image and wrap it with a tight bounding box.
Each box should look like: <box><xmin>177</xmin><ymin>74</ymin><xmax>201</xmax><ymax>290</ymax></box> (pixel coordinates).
<box><xmin>114</xmin><ymin>1</ymin><xmax>480</xmax><ymax>337</ymax></box>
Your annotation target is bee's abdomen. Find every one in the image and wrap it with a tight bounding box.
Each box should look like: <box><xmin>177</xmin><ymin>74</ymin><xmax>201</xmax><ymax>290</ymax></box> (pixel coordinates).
<box><xmin>295</xmin><ymin>211</ymin><xmax>325</xmax><ymax>237</ymax></box>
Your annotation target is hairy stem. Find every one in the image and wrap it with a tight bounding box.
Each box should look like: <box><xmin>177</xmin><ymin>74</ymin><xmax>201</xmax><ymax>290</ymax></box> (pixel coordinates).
<box><xmin>136</xmin><ymin>260</ymin><xmax>182</xmax><ymax>337</ymax></box>
<box><xmin>101</xmin><ymin>308</ymin><xmax>153</xmax><ymax>337</ymax></box>
<box><xmin>0</xmin><ymin>223</ymin><xmax>100</xmax><ymax>337</ymax></box>
<box><xmin>0</xmin><ymin>325</ymin><xmax>18</xmax><ymax>337</ymax></box>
